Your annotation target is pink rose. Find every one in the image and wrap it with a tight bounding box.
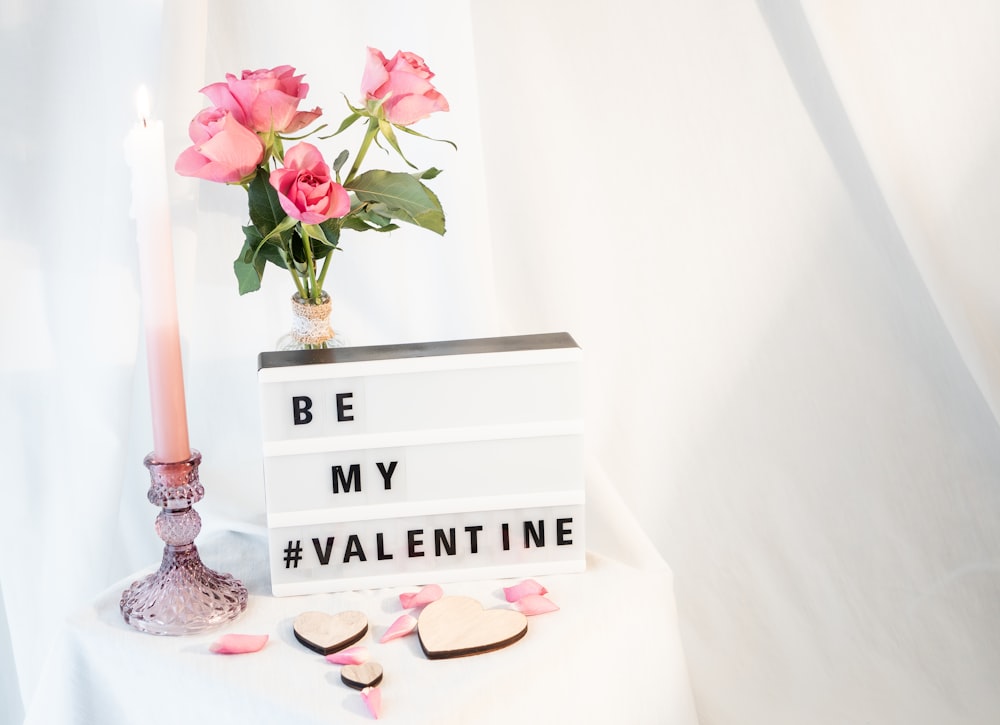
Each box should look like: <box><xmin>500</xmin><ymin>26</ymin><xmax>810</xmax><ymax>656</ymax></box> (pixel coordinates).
<box><xmin>360</xmin><ymin>47</ymin><xmax>449</xmax><ymax>126</ymax></box>
<box><xmin>175</xmin><ymin>108</ymin><xmax>264</xmax><ymax>183</ymax></box>
<box><xmin>269</xmin><ymin>143</ymin><xmax>350</xmax><ymax>224</ymax></box>
<box><xmin>201</xmin><ymin>65</ymin><xmax>322</xmax><ymax>134</ymax></box>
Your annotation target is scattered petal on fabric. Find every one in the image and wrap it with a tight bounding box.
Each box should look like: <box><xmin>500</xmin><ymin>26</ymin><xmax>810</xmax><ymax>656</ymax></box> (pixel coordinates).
<box><xmin>502</xmin><ymin>579</ymin><xmax>548</xmax><ymax>603</ymax></box>
<box><xmin>379</xmin><ymin>614</ymin><xmax>418</xmax><ymax>642</ymax></box>
<box><xmin>512</xmin><ymin>594</ymin><xmax>560</xmax><ymax>616</ymax></box>
<box><xmin>209</xmin><ymin>633</ymin><xmax>269</xmax><ymax>654</ymax></box>
<box><xmin>399</xmin><ymin>584</ymin><xmax>443</xmax><ymax>609</ymax></box>
<box><xmin>361</xmin><ymin>686</ymin><xmax>382</xmax><ymax>719</ymax></box>
<box><xmin>325</xmin><ymin>646</ymin><xmax>370</xmax><ymax>665</ymax></box>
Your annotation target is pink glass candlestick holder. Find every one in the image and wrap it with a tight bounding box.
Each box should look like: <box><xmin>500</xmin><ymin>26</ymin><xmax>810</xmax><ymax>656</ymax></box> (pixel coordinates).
<box><xmin>120</xmin><ymin>450</ymin><xmax>248</xmax><ymax>634</ymax></box>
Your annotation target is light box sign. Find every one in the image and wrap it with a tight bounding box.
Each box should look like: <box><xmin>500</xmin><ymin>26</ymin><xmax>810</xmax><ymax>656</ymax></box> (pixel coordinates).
<box><xmin>258</xmin><ymin>332</ymin><xmax>585</xmax><ymax>596</ymax></box>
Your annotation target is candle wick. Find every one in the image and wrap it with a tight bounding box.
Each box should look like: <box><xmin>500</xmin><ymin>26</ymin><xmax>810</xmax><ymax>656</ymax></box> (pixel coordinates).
<box><xmin>142</xmin><ymin>117</ymin><xmax>148</xmax><ymax>129</ymax></box>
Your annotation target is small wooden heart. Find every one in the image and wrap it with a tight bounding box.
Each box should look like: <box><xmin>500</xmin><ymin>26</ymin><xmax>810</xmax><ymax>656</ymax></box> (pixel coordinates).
<box><xmin>341</xmin><ymin>662</ymin><xmax>383</xmax><ymax>690</ymax></box>
<box><xmin>293</xmin><ymin>610</ymin><xmax>368</xmax><ymax>655</ymax></box>
<box><xmin>417</xmin><ymin>595</ymin><xmax>528</xmax><ymax>659</ymax></box>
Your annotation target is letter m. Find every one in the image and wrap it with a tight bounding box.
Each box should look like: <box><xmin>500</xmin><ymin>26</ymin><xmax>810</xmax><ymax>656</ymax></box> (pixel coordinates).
<box><xmin>331</xmin><ymin>464</ymin><xmax>361</xmax><ymax>494</ymax></box>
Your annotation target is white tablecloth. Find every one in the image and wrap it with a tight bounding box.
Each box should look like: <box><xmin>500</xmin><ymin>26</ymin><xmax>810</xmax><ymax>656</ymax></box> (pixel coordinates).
<box><xmin>23</xmin><ymin>470</ymin><xmax>699</xmax><ymax>724</ymax></box>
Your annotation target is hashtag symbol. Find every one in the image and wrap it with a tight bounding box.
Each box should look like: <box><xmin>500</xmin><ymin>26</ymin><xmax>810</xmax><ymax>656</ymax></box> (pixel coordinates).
<box><xmin>283</xmin><ymin>540</ymin><xmax>303</xmax><ymax>568</ymax></box>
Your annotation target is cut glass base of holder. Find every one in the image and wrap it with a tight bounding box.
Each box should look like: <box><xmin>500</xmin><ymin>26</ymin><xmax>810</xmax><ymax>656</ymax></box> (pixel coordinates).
<box><xmin>120</xmin><ymin>543</ymin><xmax>248</xmax><ymax>635</ymax></box>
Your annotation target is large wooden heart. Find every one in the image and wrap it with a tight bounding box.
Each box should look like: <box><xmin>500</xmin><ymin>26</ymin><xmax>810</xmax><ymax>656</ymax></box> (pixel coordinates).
<box><xmin>417</xmin><ymin>596</ymin><xmax>528</xmax><ymax>659</ymax></box>
<box><xmin>293</xmin><ymin>610</ymin><xmax>368</xmax><ymax>655</ymax></box>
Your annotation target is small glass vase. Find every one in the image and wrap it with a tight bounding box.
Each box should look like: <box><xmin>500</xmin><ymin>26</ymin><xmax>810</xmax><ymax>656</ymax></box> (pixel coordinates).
<box><xmin>277</xmin><ymin>291</ymin><xmax>346</xmax><ymax>350</ymax></box>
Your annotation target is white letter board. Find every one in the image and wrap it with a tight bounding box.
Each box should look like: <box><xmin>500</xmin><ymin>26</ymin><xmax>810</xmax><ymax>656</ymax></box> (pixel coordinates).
<box><xmin>257</xmin><ymin>332</ymin><xmax>585</xmax><ymax>595</ymax></box>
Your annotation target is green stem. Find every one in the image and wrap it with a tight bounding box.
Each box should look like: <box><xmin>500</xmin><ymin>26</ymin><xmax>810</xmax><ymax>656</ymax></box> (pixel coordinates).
<box><xmin>344</xmin><ymin>123</ymin><xmax>379</xmax><ymax>186</ymax></box>
<box><xmin>288</xmin><ymin>265</ymin><xmax>307</xmax><ymax>300</ymax></box>
<box><xmin>316</xmin><ymin>253</ymin><xmax>332</xmax><ymax>292</ymax></box>
<box><xmin>300</xmin><ymin>227</ymin><xmax>320</xmax><ymax>303</ymax></box>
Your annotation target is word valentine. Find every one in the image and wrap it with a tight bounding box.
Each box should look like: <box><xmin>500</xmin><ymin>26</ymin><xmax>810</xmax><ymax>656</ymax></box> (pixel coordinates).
<box><xmin>268</xmin><ymin>506</ymin><xmax>583</xmax><ymax>595</ymax></box>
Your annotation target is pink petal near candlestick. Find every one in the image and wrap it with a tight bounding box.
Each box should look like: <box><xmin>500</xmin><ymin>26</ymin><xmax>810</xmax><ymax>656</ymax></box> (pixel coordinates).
<box><xmin>399</xmin><ymin>583</ymin><xmax>443</xmax><ymax>609</ymax></box>
<box><xmin>502</xmin><ymin>579</ymin><xmax>548</xmax><ymax>603</ymax></box>
<box><xmin>512</xmin><ymin>593</ymin><xmax>560</xmax><ymax>616</ymax></box>
<box><xmin>379</xmin><ymin>614</ymin><xmax>418</xmax><ymax>642</ymax></box>
<box><xmin>209</xmin><ymin>633</ymin><xmax>269</xmax><ymax>654</ymax></box>
<box><xmin>325</xmin><ymin>646</ymin><xmax>370</xmax><ymax>665</ymax></box>
<box><xmin>361</xmin><ymin>686</ymin><xmax>382</xmax><ymax>719</ymax></box>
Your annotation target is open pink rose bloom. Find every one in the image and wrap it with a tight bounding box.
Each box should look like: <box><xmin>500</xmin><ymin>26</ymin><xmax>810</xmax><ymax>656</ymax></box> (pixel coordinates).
<box><xmin>361</xmin><ymin>47</ymin><xmax>449</xmax><ymax>126</ymax></box>
<box><xmin>269</xmin><ymin>142</ymin><xmax>350</xmax><ymax>224</ymax></box>
<box><xmin>175</xmin><ymin>108</ymin><xmax>264</xmax><ymax>183</ymax></box>
<box><xmin>201</xmin><ymin>64</ymin><xmax>321</xmax><ymax>134</ymax></box>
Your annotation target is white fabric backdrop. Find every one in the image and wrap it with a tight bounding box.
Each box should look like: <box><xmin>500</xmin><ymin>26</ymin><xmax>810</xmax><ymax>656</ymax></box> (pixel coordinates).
<box><xmin>3</xmin><ymin>1</ymin><xmax>1000</xmax><ymax>723</ymax></box>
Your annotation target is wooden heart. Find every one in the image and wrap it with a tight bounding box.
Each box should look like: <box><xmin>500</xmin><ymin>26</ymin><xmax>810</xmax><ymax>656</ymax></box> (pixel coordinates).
<box><xmin>417</xmin><ymin>596</ymin><xmax>528</xmax><ymax>659</ymax></box>
<box><xmin>293</xmin><ymin>610</ymin><xmax>368</xmax><ymax>655</ymax></box>
<box><xmin>341</xmin><ymin>662</ymin><xmax>383</xmax><ymax>690</ymax></box>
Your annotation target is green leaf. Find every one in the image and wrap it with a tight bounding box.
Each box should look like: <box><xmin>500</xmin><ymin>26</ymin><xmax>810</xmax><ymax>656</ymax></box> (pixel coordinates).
<box><xmin>247</xmin><ymin>170</ymin><xmax>286</xmax><ymax>237</ymax></box>
<box><xmin>316</xmin><ymin>218</ymin><xmax>342</xmax><ymax>248</ymax></box>
<box><xmin>233</xmin><ymin>257</ymin><xmax>262</xmax><ymax>294</ymax></box>
<box><xmin>242</xmin><ymin>223</ymin><xmax>264</xmax><ymax>253</ymax></box>
<box><xmin>288</xmin><ymin>230</ymin><xmax>307</xmax><ymax>273</ymax></box>
<box><xmin>394</xmin><ymin>123</ymin><xmax>458</xmax><ymax>151</ymax></box>
<box><xmin>414</xmin><ymin>167</ymin><xmax>443</xmax><ymax>180</ymax></box>
<box><xmin>320</xmin><ymin>108</ymin><xmax>361</xmax><ymax>138</ymax></box>
<box><xmin>234</xmin><ymin>231</ymin><xmax>265</xmax><ymax>295</ymax></box>
<box><xmin>341</xmin><ymin>208</ymin><xmax>400</xmax><ymax>233</ymax></box>
<box><xmin>242</xmin><ymin>222</ymin><xmax>290</xmax><ymax>272</ymax></box>
<box><xmin>347</xmin><ymin>170</ymin><xmax>445</xmax><ymax>235</ymax></box>
<box><xmin>302</xmin><ymin>222</ymin><xmax>340</xmax><ymax>252</ymax></box>
<box><xmin>332</xmin><ymin>149</ymin><xmax>349</xmax><ymax>175</ymax></box>
<box><xmin>348</xmin><ymin>200</ymin><xmax>394</xmax><ymax>227</ymax></box>
<box><xmin>259</xmin><ymin>214</ymin><xmax>298</xmax><ymax>245</ymax></box>
<box><xmin>413</xmin><ymin>183</ymin><xmax>445</xmax><ymax>232</ymax></box>
<box><xmin>258</xmin><ymin>240</ymin><xmax>288</xmax><ymax>270</ymax></box>
<box><xmin>279</xmin><ymin>122</ymin><xmax>329</xmax><ymax>141</ymax></box>
<box><xmin>377</xmin><ymin>119</ymin><xmax>417</xmax><ymax>169</ymax></box>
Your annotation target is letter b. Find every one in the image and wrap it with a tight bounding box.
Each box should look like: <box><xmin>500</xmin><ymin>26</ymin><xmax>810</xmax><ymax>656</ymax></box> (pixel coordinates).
<box><xmin>292</xmin><ymin>396</ymin><xmax>313</xmax><ymax>425</ymax></box>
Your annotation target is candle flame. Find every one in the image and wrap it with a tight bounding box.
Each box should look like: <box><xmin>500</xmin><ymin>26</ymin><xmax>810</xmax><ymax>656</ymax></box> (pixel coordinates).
<box><xmin>136</xmin><ymin>85</ymin><xmax>151</xmax><ymax>127</ymax></box>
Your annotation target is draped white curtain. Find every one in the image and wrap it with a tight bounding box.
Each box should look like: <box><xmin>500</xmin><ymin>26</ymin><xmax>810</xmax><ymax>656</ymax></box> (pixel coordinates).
<box><xmin>3</xmin><ymin>1</ymin><xmax>999</xmax><ymax>723</ymax></box>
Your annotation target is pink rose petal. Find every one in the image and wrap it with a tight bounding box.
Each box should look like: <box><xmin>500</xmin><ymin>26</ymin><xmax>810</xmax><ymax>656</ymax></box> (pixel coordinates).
<box><xmin>399</xmin><ymin>583</ymin><xmax>443</xmax><ymax>609</ymax></box>
<box><xmin>361</xmin><ymin>686</ymin><xmax>382</xmax><ymax>719</ymax></box>
<box><xmin>503</xmin><ymin>579</ymin><xmax>548</xmax><ymax>603</ymax></box>
<box><xmin>209</xmin><ymin>633</ymin><xmax>269</xmax><ymax>654</ymax></box>
<box><xmin>325</xmin><ymin>645</ymin><xmax>370</xmax><ymax>665</ymax></box>
<box><xmin>379</xmin><ymin>614</ymin><xmax>417</xmax><ymax>643</ymax></box>
<box><xmin>512</xmin><ymin>593</ymin><xmax>560</xmax><ymax>616</ymax></box>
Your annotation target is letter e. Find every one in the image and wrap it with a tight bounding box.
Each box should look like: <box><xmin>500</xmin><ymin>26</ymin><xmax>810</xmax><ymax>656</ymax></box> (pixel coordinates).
<box><xmin>407</xmin><ymin>529</ymin><xmax>425</xmax><ymax>558</ymax></box>
<box><xmin>556</xmin><ymin>518</ymin><xmax>574</xmax><ymax>546</ymax></box>
<box><xmin>336</xmin><ymin>392</ymin><xmax>354</xmax><ymax>422</ymax></box>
